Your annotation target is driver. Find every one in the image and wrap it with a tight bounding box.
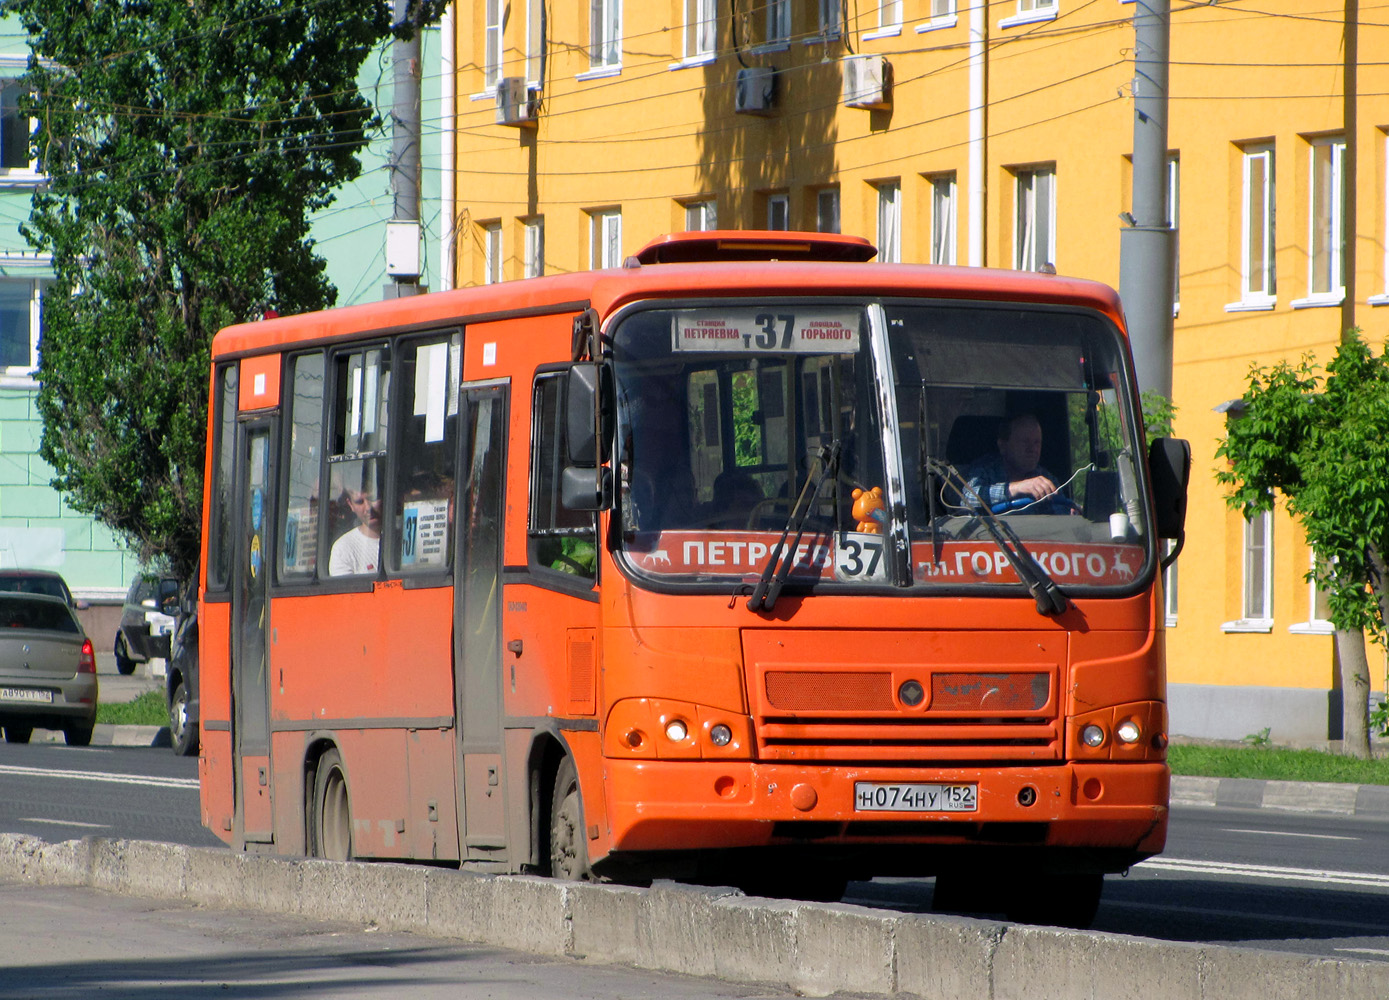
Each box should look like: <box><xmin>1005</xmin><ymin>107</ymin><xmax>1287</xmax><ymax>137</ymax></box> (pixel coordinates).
<box><xmin>963</xmin><ymin>412</ymin><xmax>1070</xmax><ymax>513</ymax></box>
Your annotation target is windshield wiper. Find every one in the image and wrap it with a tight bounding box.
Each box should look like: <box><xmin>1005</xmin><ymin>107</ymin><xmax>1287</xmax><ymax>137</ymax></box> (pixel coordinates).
<box><xmin>927</xmin><ymin>458</ymin><xmax>1068</xmax><ymax>617</ymax></box>
<box><xmin>746</xmin><ymin>441</ymin><xmax>840</xmax><ymax>614</ymax></box>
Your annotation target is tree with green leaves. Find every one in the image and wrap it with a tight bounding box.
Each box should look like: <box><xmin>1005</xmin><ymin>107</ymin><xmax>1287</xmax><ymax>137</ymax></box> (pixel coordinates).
<box><xmin>7</xmin><ymin>0</ymin><xmax>443</xmax><ymax>582</ymax></box>
<box><xmin>1216</xmin><ymin>332</ymin><xmax>1389</xmax><ymax>758</ymax></box>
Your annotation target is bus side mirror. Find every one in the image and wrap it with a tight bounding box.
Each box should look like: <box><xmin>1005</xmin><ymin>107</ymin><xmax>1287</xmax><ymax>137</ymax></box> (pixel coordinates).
<box><xmin>561</xmin><ymin>466</ymin><xmax>613</xmax><ymax>511</ymax></box>
<box><xmin>1148</xmin><ymin>437</ymin><xmax>1190</xmax><ymax>540</ymax></box>
<box><xmin>565</xmin><ymin>363</ymin><xmax>612</xmax><ymax>466</ymax></box>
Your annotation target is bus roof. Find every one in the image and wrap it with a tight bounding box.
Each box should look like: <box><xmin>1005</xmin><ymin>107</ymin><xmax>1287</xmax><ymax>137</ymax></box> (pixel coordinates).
<box><xmin>211</xmin><ymin>246</ymin><xmax>1126</xmax><ymax>359</ymax></box>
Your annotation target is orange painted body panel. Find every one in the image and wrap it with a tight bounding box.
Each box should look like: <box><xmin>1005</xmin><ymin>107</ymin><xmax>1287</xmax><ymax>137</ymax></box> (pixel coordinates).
<box><xmin>237</xmin><ymin>353</ymin><xmax>282</xmax><ymax>411</ymax></box>
<box><xmin>199</xmin><ymin>729</ymin><xmax>234</xmax><ymax>845</ymax></box>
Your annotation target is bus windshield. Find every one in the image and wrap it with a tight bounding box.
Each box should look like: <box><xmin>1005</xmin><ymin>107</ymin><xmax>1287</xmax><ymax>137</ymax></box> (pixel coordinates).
<box><xmin>610</xmin><ymin>298</ymin><xmax>1152</xmax><ymax>597</ymax></box>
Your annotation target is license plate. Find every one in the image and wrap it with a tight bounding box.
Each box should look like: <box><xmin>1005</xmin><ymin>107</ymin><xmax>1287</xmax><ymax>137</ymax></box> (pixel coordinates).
<box><xmin>854</xmin><ymin>782</ymin><xmax>977</xmax><ymax>812</ymax></box>
<box><xmin>0</xmin><ymin>687</ymin><xmax>53</xmax><ymax>704</ymax></box>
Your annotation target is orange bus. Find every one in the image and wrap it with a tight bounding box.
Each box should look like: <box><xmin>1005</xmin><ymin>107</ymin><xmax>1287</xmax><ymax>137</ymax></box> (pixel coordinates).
<box><xmin>198</xmin><ymin>231</ymin><xmax>1189</xmax><ymax>927</ymax></box>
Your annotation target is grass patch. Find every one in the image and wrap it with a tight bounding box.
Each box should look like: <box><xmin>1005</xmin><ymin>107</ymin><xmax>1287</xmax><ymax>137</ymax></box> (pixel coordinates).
<box><xmin>1169</xmin><ymin>743</ymin><xmax>1389</xmax><ymax>785</ymax></box>
<box><xmin>96</xmin><ymin>690</ymin><xmax>167</xmax><ymax>727</ymax></box>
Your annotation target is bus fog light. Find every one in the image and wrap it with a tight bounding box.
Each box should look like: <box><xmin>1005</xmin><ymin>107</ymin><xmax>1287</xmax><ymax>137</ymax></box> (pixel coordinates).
<box><xmin>1081</xmin><ymin>724</ymin><xmax>1106</xmax><ymax>748</ymax></box>
<box><xmin>665</xmin><ymin>719</ymin><xmax>689</xmax><ymax>742</ymax></box>
<box><xmin>709</xmin><ymin>724</ymin><xmax>732</xmax><ymax>747</ymax></box>
<box><xmin>1116</xmin><ymin>720</ymin><xmax>1142</xmax><ymax>744</ymax></box>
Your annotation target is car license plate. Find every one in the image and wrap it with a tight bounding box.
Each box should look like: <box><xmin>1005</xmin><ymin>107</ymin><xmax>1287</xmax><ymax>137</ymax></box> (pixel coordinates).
<box><xmin>0</xmin><ymin>687</ymin><xmax>53</xmax><ymax>704</ymax></box>
<box><xmin>854</xmin><ymin>782</ymin><xmax>977</xmax><ymax>812</ymax></box>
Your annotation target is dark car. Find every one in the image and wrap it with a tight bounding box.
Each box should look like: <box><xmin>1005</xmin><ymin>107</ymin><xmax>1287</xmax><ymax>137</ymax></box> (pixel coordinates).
<box><xmin>0</xmin><ymin>592</ymin><xmax>98</xmax><ymax>745</ymax></box>
<box><xmin>0</xmin><ymin>569</ymin><xmax>87</xmax><ymax>610</ymax></box>
<box><xmin>114</xmin><ymin>573</ymin><xmax>180</xmax><ymax>676</ymax></box>
<box><xmin>165</xmin><ymin>596</ymin><xmax>199</xmax><ymax>757</ymax></box>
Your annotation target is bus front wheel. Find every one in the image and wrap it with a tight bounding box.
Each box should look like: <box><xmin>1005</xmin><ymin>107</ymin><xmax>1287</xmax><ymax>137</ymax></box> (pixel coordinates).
<box><xmin>549</xmin><ymin>756</ymin><xmax>590</xmax><ymax>881</ymax></box>
<box><xmin>310</xmin><ymin>749</ymin><xmax>352</xmax><ymax>862</ymax></box>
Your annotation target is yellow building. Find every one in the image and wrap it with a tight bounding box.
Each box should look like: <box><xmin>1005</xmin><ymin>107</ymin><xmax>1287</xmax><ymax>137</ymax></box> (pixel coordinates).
<box><xmin>444</xmin><ymin>0</ymin><xmax>1389</xmax><ymax>742</ymax></box>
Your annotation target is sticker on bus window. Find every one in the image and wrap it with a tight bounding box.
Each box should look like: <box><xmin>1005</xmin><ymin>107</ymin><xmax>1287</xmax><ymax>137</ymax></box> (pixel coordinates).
<box><xmin>672</xmin><ymin>310</ymin><xmax>860</xmax><ymax>354</ymax></box>
<box><xmin>402</xmin><ymin>498</ymin><xmax>451</xmax><ymax>567</ymax></box>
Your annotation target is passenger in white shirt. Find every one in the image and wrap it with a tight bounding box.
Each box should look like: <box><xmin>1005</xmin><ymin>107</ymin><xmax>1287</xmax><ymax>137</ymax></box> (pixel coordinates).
<box><xmin>329</xmin><ymin>488</ymin><xmax>381</xmax><ymax>576</ymax></box>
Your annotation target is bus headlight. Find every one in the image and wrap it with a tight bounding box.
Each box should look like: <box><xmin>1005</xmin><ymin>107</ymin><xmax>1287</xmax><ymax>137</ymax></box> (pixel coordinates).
<box><xmin>1116</xmin><ymin>720</ymin><xmax>1142</xmax><ymax>744</ymax></box>
<box><xmin>1081</xmin><ymin>724</ymin><xmax>1106</xmax><ymax>748</ymax></box>
<box><xmin>709</xmin><ymin>724</ymin><xmax>732</xmax><ymax>747</ymax></box>
<box><xmin>665</xmin><ymin>719</ymin><xmax>689</xmax><ymax>742</ymax></box>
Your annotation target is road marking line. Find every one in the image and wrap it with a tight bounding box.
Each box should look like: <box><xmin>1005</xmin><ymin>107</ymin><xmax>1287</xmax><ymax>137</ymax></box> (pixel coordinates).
<box><xmin>1140</xmin><ymin>856</ymin><xmax>1389</xmax><ymax>889</ymax></box>
<box><xmin>0</xmin><ymin>764</ymin><xmax>198</xmax><ymax>790</ymax></box>
<box><xmin>18</xmin><ymin>817</ymin><xmax>110</xmax><ymax>829</ymax></box>
<box><xmin>1336</xmin><ymin>947</ymin><xmax>1389</xmax><ymax>959</ymax></box>
<box><xmin>1220</xmin><ymin>827</ymin><xmax>1360</xmax><ymax>842</ymax></box>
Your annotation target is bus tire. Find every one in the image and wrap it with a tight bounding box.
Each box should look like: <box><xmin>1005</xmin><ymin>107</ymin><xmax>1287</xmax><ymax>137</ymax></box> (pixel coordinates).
<box><xmin>309</xmin><ymin>749</ymin><xmax>352</xmax><ymax>862</ymax></box>
<box><xmin>549</xmin><ymin>756</ymin><xmax>590</xmax><ymax>881</ymax></box>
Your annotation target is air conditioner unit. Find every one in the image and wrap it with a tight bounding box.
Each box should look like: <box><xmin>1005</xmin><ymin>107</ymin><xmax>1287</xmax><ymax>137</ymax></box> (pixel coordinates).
<box><xmin>734</xmin><ymin>66</ymin><xmax>777</xmax><ymax>116</ymax></box>
<box><xmin>841</xmin><ymin>54</ymin><xmax>891</xmax><ymax>110</ymax></box>
<box><xmin>495</xmin><ymin>76</ymin><xmax>537</xmax><ymax>128</ymax></box>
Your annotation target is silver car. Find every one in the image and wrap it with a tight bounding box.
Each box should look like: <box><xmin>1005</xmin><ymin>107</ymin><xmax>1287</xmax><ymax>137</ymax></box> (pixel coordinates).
<box><xmin>0</xmin><ymin>593</ymin><xmax>98</xmax><ymax>745</ymax></box>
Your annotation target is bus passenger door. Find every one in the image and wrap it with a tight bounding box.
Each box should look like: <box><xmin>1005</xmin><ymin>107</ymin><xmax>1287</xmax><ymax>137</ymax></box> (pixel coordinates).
<box><xmin>231</xmin><ymin>420</ymin><xmax>275</xmax><ymax>847</ymax></box>
<box><xmin>453</xmin><ymin>382</ymin><xmax>509</xmax><ymax>863</ymax></box>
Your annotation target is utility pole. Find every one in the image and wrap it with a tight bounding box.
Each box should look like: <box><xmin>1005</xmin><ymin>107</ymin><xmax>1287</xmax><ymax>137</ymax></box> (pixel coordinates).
<box><xmin>385</xmin><ymin>0</ymin><xmax>423</xmax><ymax>299</ymax></box>
<box><xmin>1119</xmin><ymin>0</ymin><xmax>1175</xmax><ymax>399</ymax></box>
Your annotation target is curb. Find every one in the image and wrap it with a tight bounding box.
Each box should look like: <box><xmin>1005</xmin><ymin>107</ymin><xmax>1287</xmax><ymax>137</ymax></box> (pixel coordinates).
<box><xmin>1171</xmin><ymin>775</ymin><xmax>1389</xmax><ymax>818</ymax></box>
<box><xmin>1</xmin><ymin>832</ymin><xmax>1385</xmax><ymax>1000</ymax></box>
<box><xmin>33</xmin><ymin>725</ymin><xmax>170</xmax><ymax>748</ymax></box>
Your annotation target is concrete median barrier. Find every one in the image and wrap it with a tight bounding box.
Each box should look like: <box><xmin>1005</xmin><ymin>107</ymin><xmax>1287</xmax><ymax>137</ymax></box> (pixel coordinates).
<box><xmin>0</xmin><ymin>832</ymin><xmax>1385</xmax><ymax>999</ymax></box>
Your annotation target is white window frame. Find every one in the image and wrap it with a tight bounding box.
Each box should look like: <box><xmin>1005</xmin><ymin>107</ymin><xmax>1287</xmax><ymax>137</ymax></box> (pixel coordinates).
<box><xmin>0</xmin><ymin>274</ymin><xmax>45</xmax><ymax>378</ymax></box>
<box><xmin>864</xmin><ymin>0</ymin><xmax>903</xmax><ymax>39</ymax></box>
<box><xmin>1167</xmin><ymin>154</ymin><xmax>1180</xmax><ymax>314</ymax></box>
<box><xmin>1224</xmin><ymin>509</ymin><xmax>1274</xmax><ymax>632</ymax></box>
<box><xmin>584</xmin><ymin>0</ymin><xmax>622</xmax><ymax>76</ymax></box>
<box><xmin>591</xmin><ymin>209</ymin><xmax>623</xmax><ymax>269</ymax></box>
<box><xmin>767</xmin><ymin>193</ymin><xmax>790</xmax><ymax>231</ymax></box>
<box><xmin>685</xmin><ymin>199</ymin><xmax>717</xmax><ymax>232</ymax></box>
<box><xmin>0</xmin><ymin>75</ymin><xmax>39</xmax><ymax>180</ymax></box>
<box><xmin>818</xmin><ymin>0</ymin><xmax>842</xmax><ymax>38</ymax></box>
<box><xmin>526</xmin><ymin>0</ymin><xmax>545</xmax><ymax>86</ymax></box>
<box><xmin>1000</xmin><ymin>0</ymin><xmax>1057</xmax><ymax>29</ymax></box>
<box><xmin>918</xmin><ymin>0</ymin><xmax>958</xmax><ymax>32</ymax></box>
<box><xmin>876</xmin><ymin>181</ymin><xmax>901</xmax><ymax>263</ymax></box>
<box><xmin>929</xmin><ymin>173</ymin><xmax>957</xmax><ymax>265</ymax></box>
<box><xmin>817</xmin><ymin>188</ymin><xmax>840</xmax><ymax>234</ymax></box>
<box><xmin>523</xmin><ymin>218</ymin><xmax>544</xmax><ymax>279</ymax></box>
<box><xmin>1289</xmin><ymin>551</ymin><xmax>1335</xmax><ymax>634</ymax></box>
<box><xmin>1014</xmin><ymin>166</ymin><xmax>1055</xmax><ymax>272</ymax></box>
<box><xmin>1162</xmin><ymin>540</ymin><xmax>1178</xmax><ymax>628</ymax></box>
<box><xmin>683</xmin><ymin>0</ymin><xmax>716</xmax><ymax>63</ymax></box>
<box><xmin>1231</xmin><ymin>143</ymin><xmax>1276</xmax><ymax>310</ymax></box>
<box><xmin>483</xmin><ymin>222</ymin><xmax>502</xmax><ymax>284</ymax></box>
<box><xmin>484</xmin><ymin>0</ymin><xmax>503</xmax><ymax>91</ymax></box>
<box><xmin>1294</xmin><ymin>136</ymin><xmax>1346</xmax><ymax>308</ymax></box>
<box><xmin>766</xmin><ymin>0</ymin><xmax>791</xmax><ymax>47</ymax></box>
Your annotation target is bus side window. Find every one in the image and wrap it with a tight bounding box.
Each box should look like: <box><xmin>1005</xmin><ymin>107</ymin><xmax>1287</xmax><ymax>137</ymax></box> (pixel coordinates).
<box><xmin>391</xmin><ymin>334</ymin><xmax>461</xmax><ymax>573</ymax></box>
<box><xmin>326</xmin><ymin>347</ymin><xmax>390</xmax><ymax>578</ymax></box>
<box><xmin>206</xmin><ymin>364</ymin><xmax>238</xmax><ymax>593</ymax></box>
<box><xmin>280</xmin><ymin>352</ymin><xmax>325</xmax><ymax>580</ymax></box>
<box><xmin>530</xmin><ymin>371</ymin><xmax>597</xmax><ymax>579</ymax></box>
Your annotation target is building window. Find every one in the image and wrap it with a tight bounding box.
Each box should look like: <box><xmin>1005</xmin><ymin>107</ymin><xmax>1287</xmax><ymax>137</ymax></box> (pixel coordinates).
<box><xmin>816</xmin><ymin>188</ymin><xmax>840</xmax><ymax>234</ymax></box>
<box><xmin>1223</xmin><ymin>509</ymin><xmax>1273</xmax><ymax>631</ymax></box>
<box><xmin>523</xmin><ymin>218</ymin><xmax>544</xmax><ymax>279</ymax></box>
<box><xmin>527</xmin><ymin>0</ymin><xmax>546</xmax><ymax>84</ymax></box>
<box><xmin>1163</xmin><ymin>540</ymin><xmax>1178</xmax><ymax>627</ymax></box>
<box><xmin>929</xmin><ymin>173</ymin><xmax>956</xmax><ymax>265</ymax></box>
<box><xmin>873</xmin><ymin>0</ymin><xmax>903</xmax><ymax>33</ymax></box>
<box><xmin>767</xmin><ymin>193</ymin><xmax>790</xmax><ymax>231</ymax></box>
<box><xmin>819</xmin><ymin>0</ymin><xmax>842</xmax><ymax>36</ymax></box>
<box><xmin>1240</xmin><ymin>143</ymin><xmax>1276</xmax><ymax>305</ymax></box>
<box><xmin>930</xmin><ymin>0</ymin><xmax>955</xmax><ymax>18</ymax></box>
<box><xmin>766</xmin><ymin>0</ymin><xmax>790</xmax><ymax>45</ymax></box>
<box><xmin>1019</xmin><ymin>0</ymin><xmax>1056</xmax><ymax>12</ymax></box>
<box><xmin>591</xmin><ymin>209</ymin><xmax>622</xmax><ymax>268</ymax></box>
<box><xmin>1014</xmin><ymin>166</ymin><xmax>1055</xmax><ymax>272</ymax></box>
<box><xmin>1308</xmin><ymin>137</ymin><xmax>1346</xmax><ymax>300</ymax></box>
<box><xmin>876</xmin><ymin>181</ymin><xmax>901</xmax><ymax>263</ymax></box>
<box><xmin>482</xmin><ymin>222</ymin><xmax>502</xmax><ymax>284</ymax></box>
<box><xmin>484</xmin><ymin>0</ymin><xmax>503</xmax><ymax>90</ymax></box>
<box><xmin>0</xmin><ymin>278</ymin><xmax>42</xmax><ymax>373</ymax></box>
<box><xmin>1290</xmin><ymin>551</ymin><xmax>1334</xmax><ymax>634</ymax></box>
<box><xmin>590</xmin><ymin>0</ymin><xmax>622</xmax><ymax>70</ymax></box>
<box><xmin>685</xmin><ymin>199</ymin><xmax>717</xmax><ymax>232</ymax></box>
<box><xmin>1168</xmin><ymin>154</ymin><xmax>1180</xmax><ymax>311</ymax></box>
<box><xmin>0</xmin><ymin>80</ymin><xmax>33</xmax><ymax>171</ymax></box>
<box><xmin>685</xmin><ymin>0</ymin><xmax>715</xmax><ymax>59</ymax></box>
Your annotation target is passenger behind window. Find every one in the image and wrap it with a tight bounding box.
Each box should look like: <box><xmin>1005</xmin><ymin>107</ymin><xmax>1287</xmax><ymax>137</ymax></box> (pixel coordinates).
<box><xmin>703</xmin><ymin>469</ymin><xmax>764</xmax><ymax>529</ymax></box>
<box><xmin>329</xmin><ymin>483</ymin><xmax>382</xmax><ymax>576</ymax></box>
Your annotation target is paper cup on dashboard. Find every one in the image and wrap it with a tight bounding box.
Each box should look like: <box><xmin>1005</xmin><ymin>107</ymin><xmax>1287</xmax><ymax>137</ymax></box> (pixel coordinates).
<box><xmin>1109</xmin><ymin>512</ymin><xmax>1130</xmax><ymax>541</ymax></box>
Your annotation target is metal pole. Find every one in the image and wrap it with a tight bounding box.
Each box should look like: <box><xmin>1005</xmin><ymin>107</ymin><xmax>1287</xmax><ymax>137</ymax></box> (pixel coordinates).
<box><xmin>1119</xmin><ymin>0</ymin><xmax>1175</xmax><ymax>399</ymax></box>
<box><xmin>387</xmin><ymin>0</ymin><xmax>422</xmax><ymax>298</ymax></box>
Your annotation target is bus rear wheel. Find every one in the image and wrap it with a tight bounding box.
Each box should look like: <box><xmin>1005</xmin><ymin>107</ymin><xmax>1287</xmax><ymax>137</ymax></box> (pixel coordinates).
<box><xmin>549</xmin><ymin>756</ymin><xmax>590</xmax><ymax>881</ymax></box>
<box><xmin>310</xmin><ymin>749</ymin><xmax>352</xmax><ymax>862</ymax></box>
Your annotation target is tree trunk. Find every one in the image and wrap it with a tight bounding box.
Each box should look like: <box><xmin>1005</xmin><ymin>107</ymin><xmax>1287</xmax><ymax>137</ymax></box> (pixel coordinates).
<box><xmin>1335</xmin><ymin>629</ymin><xmax>1373</xmax><ymax>758</ymax></box>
